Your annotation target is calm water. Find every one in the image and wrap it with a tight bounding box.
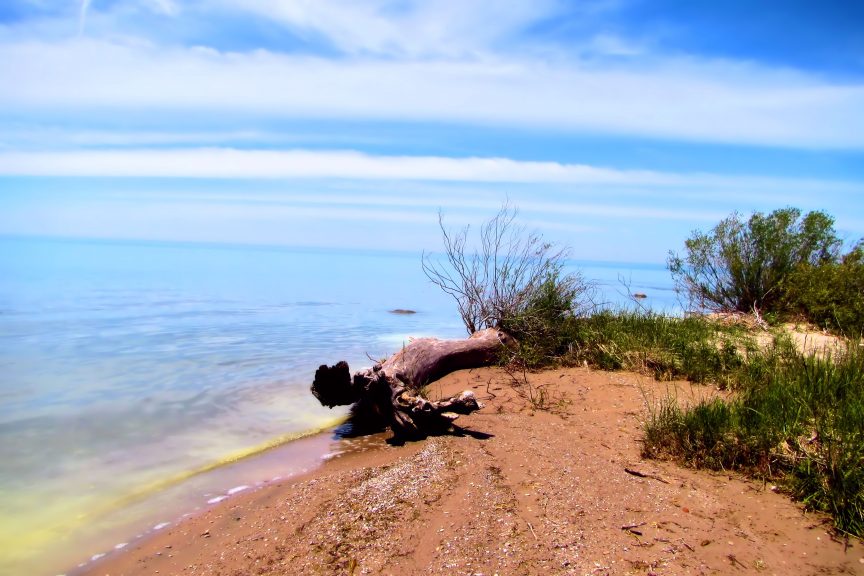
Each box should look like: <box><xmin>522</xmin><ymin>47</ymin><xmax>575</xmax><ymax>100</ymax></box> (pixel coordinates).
<box><xmin>0</xmin><ymin>236</ymin><xmax>675</xmax><ymax>575</ymax></box>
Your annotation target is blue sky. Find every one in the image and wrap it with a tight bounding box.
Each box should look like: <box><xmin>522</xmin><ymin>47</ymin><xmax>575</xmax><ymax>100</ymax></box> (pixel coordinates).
<box><xmin>0</xmin><ymin>0</ymin><xmax>862</xmax><ymax>262</ymax></box>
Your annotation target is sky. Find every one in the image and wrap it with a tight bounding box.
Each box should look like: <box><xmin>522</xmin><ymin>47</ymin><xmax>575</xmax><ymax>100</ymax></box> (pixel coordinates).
<box><xmin>0</xmin><ymin>0</ymin><xmax>863</xmax><ymax>263</ymax></box>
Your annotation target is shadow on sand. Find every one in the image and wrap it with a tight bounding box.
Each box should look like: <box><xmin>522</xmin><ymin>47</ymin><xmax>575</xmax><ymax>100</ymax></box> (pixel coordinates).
<box><xmin>332</xmin><ymin>404</ymin><xmax>494</xmax><ymax>446</ymax></box>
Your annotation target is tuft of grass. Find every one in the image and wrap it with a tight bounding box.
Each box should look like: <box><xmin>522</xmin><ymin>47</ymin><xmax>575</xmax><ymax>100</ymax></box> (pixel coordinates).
<box><xmin>643</xmin><ymin>341</ymin><xmax>864</xmax><ymax>537</ymax></box>
<box><xmin>501</xmin><ymin>361</ymin><xmax>570</xmax><ymax>413</ymax></box>
<box><xmin>562</xmin><ymin>310</ymin><xmax>749</xmax><ymax>386</ymax></box>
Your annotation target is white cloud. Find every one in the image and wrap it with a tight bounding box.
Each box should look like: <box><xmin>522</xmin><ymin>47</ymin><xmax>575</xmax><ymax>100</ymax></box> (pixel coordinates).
<box><xmin>101</xmin><ymin>179</ymin><xmax>852</xmax><ymax>230</ymax></box>
<box><xmin>225</xmin><ymin>0</ymin><xmax>557</xmax><ymax>57</ymax></box>
<box><xmin>78</xmin><ymin>0</ymin><xmax>92</xmax><ymax>35</ymax></box>
<box><xmin>0</xmin><ymin>148</ymin><xmax>861</xmax><ymax>192</ymax></box>
<box><xmin>0</xmin><ymin>148</ymin><xmax>864</xmax><ymax>213</ymax></box>
<box><xmin>148</xmin><ymin>0</ymin><xmax>180</xmax><ymax>16</ymax></box>
<box><xmin>1</xmin><ymin>38</ymin><xmax>862</xmax><ymax>149</ymax></box>
<box><xmin>0</xmin><ymin>200</ymin><xmax>443</xmax><ymax>250</ymax></box>
<box><xmin>1</xmin><ymin>149</ymin><xmax>859</xmax><ymax>260</ymax></box>
<box><xmin>0</xmin><ymin>128</ymin><xmax>297</xmax><ymax>148</ymax></box>
<box><xmin>0</xmin><ymin>147</ymin><xmax>682</xmax><ymax>183</ymax></box>
<box><xmin>3</xmin><ymin>2</ymin><xmax>861</xmax><ymax>261</ymax></box>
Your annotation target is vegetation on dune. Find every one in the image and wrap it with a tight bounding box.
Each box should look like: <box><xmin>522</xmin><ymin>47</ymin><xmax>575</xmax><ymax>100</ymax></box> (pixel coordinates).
<box><xmin>654</xmin><ymin>206</ymin><xmax>864</xmax><ymax>536</ymax></box>
<box><xmin>421</xmin><ymin>203</ymin><xmax>595</xmax><ymax>365</ymax></box>
<box><xmin>425</xmin><ymin>204</ymin><xmax>864</xmax><ymax>537</ymax></box>
<box><xmin>668</xmin><ymin>206</ymin><xmax>864</xmax><ymax>336</ymax></box>
<box><xmin>782</xmin><ymin>241</ymin><xmax>864</xmax><ymax>336</ymax></box>
<box><xmin>571</xmin><ymin>310</ymin><xmax>864</xmax><ymax>536</ymax></box>
<box><xmin>643</xmin><ymin>339</ymin><xmax>864</xmax><ymax>536</ymax></box>
<box><xmin>563</xmin><ymin>311</ymin><xmax>748</xmax><ymax>385</ymax></box>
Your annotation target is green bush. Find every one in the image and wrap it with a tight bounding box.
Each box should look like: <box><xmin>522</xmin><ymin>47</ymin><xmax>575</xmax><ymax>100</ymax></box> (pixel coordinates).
<box><xmin>783</xmin><ymin>243</ymin><xmax>864</xmax><ymax>336</ymax></box>
<box><xmin>423</xmin><ymin>204</ymin><xmax>594</xmax><ymax>368</ymax></box>
<box><xmin>668</xmin><ymin>207</ymin><xmax>841</xmax><ymax>314</ymax></box>
<box><xmin>499</xmin><ymin>272</ymin><xmax>592</xmax><ymax>367</ymax></box>
<box><xmin>423</xmin><ymin>204</ymin><xmax>592</xmax><ymax>339</ymax></box>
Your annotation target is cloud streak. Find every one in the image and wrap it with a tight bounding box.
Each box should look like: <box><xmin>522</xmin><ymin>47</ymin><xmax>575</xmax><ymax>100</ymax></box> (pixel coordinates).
<box><xmin>1</xmin><ymin>39</ymin><xmax>863</xmax><ymax>149</ymax></box>
<box><xmin>78</xmin><ymin>0</ymin><xmax>93</xmax><ymax>35</ymax></box>
<box><xmin>229</xmin><ymin>0</ymin><xmax>558</xmax><ymax>57</ymax></box>
<box><xmin>0</xmin><ymin>148</ymin><xmax>680</xmax><ymax>183</ymax></box>
<box><xmin>0</xmin><ymin>147</ymin><xmax>856</xmax><ymax>191</ymax></box>
<box><xmin>1</xmin><ymin>1</ymin><xmax>861</xmax><ymax>262</ymax></box>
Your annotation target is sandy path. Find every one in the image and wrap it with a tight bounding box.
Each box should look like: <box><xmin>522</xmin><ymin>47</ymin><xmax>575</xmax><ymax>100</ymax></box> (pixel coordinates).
<box><xmin>79</xmin><ymin>367</ymin><xmax>863</xmax><ymax>575</ymax></box>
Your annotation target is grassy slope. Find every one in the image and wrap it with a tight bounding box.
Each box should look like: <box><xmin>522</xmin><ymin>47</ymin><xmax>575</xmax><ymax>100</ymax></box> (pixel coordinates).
<box><xmin>519</xmin><ymin>311</ymin><xmax>862</xmax><ymax>537</ymax></box>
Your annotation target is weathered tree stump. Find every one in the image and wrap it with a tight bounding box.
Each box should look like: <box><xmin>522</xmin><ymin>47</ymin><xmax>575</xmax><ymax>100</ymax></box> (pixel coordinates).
<box><xmin>311</xmin><ymin>328</ymin><xmax>513</xmax><ymax>439</ymax></box>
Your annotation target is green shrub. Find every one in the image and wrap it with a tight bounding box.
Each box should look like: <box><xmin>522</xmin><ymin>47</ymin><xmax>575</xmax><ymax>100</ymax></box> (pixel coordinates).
<box><xmin>423</xmin><ymin>203</ymin><xmax>592</xmax><ymax>337</ymax></box>
<box><xmin>499</xmin><ymin>272</ymin><xmax>592</xmax><ymax>367</ymax></box>
<box><xmin>783</xmin><ymin>243</ymin><xmax>864</xmax><ymax>336</ymax></box>
<box><xmin>423</xmin><ymin>204</ymin><xmax>594</xmax><ymax>367</ymax></box>
<box><xmin>647</xmin><ymin>397</ymin><xmax>744</xmax><ymax>469</ymax></box>
<box><xmin>668</xmin><ymin>207</ymin><xmax>841</xmax><ymax>314</ymax></box>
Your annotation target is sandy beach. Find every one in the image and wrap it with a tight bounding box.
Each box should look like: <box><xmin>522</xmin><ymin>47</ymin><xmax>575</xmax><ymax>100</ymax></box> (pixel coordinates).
<box><xmin>79</xmin><ymin>366</ymin><xmax>862</xmax><ymax>576</ymax></box>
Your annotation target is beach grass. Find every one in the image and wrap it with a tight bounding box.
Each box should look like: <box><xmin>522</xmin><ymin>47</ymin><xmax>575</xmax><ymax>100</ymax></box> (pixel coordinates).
<box><xmin>563</xmin><ymin>310</ymin><xmax>750</xmax><ymax>386</ymax></box>
<box><xmin>642</xmin><ymin>333</ymin><xmax>864</xmax><ymax>537</ymax></box>
<box><xmin>506</xmin><ymin>305</ymin><xmax>863</xmax><ymax>537</ymax></box>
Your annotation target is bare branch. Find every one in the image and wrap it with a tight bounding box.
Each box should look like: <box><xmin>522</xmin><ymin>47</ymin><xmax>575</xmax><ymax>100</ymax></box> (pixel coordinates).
<box><xmin>422</xmin><ymin>204</ymin><xmax>593</xmax><ymax>347</ymax></box>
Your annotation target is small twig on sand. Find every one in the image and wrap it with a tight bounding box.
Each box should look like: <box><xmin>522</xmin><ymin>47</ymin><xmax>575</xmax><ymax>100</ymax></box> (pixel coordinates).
<box><xmin>625</xmin><ymin>467</ymin><xmax>669</xmax><ymax>484</ymax></box>
<box><xmin>485</xmin><ymin>379</ymin><xmax>497</xmax><ymax>399</ymax></box>
<box><xmin>727</xmin><ymin>554</ymin><xmax>747</xmax><ymax>568</ymax></box>
<box><xmin>680</xmin><ymin>539</ymin><xmax>695</xmax><ymax>552</ymax></box>
<box><xmin>829</xmin><ymin>532</ymin><xmax>851</xmax><ymax>552</ymax></box>
<box><xmin>622</xmin><ymin>522</ymin><xmax>646</xmax><ymax>536</ymax></box>
<box><xmin>527</xmin><ymin>522</ymin><xmax>538</xmax><ymax>540</ymax></box>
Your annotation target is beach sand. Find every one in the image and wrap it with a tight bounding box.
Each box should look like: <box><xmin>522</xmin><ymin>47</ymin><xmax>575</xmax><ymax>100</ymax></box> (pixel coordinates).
<box><xmin>78</xmin><ymin>366</ymin><xmax>862</xmax><ymax>575</ymax></box>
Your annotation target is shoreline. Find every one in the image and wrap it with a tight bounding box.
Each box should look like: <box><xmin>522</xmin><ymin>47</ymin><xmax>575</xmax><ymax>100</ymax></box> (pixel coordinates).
<box><xmin>72</xmin><ymin>428</ymin><xmax>416</xmax><ymax>576</ymax></box>
<box><xmin>51</xmin><ymin>423</ymin><xmax>378</xmax><ymax>576</ymax></box>
<box><xmin>77</xmin><ymin>366</ymin><xmax>861</xmax><ymax>576</ymax></box>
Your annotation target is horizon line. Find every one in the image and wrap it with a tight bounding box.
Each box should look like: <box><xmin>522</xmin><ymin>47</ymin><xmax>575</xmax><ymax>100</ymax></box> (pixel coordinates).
<box><xmin>0</xmin><ymin>233</ymin><xmax>670</xmax><ymax>268</ymax></box>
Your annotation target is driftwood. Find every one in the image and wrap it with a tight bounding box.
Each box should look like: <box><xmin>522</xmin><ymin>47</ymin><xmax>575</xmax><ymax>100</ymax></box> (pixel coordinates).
<box><xmin>311</xmin><ymin>328</ymin><xmax>513</xmax><ymax>439</ymax></box>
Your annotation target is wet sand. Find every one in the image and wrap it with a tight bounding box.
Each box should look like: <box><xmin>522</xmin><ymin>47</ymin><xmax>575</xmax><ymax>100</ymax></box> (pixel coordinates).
<box><xmin>34</xmin><ymin>428</ymin><xmax>347</xmax><ymax>576</ymax></box>
<box><xmin>78</xmin><ymin>366</ymin><xmax>863</xmax><ymax>575</ymax></box>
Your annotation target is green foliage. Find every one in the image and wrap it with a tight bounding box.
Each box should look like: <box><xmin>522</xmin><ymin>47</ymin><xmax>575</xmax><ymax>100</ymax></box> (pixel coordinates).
<box><xmin>643</xmin><ymin>342</ymin><xmax>864</xmax><ymax>537</ymax></box>
<box><xmin>499</xmin><ymin>272</ymin><xmax>592</xmax><ymax>367</ymax></box>
<box><xmin>563</xmin><ymin>310</ymin><xmax>746</xmax><ymax>385</ymax></box>
<box><xmin>783</xmin><ymin>242</ymin><xmax>864</xmax><ymax>336</ymax></box>
<box><xmin>643</xmin><ymin>398</ymin><xmax>740</xmax><ymax>469</ymax></box>
<box><xmin>668</xmin><ymin>207</ymin><xmax>842</xmax><ymax>314</ymax></box>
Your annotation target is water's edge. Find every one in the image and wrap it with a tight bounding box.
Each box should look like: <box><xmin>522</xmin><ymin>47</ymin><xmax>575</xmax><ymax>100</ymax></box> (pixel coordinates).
<box><xmin>58</xmin><ymin>418</ymin><xmax>382</xmax><ymax>576</ymax></box>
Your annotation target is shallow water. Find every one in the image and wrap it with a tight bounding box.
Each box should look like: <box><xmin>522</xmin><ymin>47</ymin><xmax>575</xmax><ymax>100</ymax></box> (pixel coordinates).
<box><xmin>0</xmin><ymin>236</ymin><xmax>675</xmax><ymax>575</ymax></box>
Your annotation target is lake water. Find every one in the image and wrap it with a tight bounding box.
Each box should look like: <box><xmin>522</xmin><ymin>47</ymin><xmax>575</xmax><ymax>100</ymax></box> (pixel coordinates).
<box><xmin>0</xmin><ymin>236</ymin><xmax>676</xmax><ymax>575</ymax></box>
